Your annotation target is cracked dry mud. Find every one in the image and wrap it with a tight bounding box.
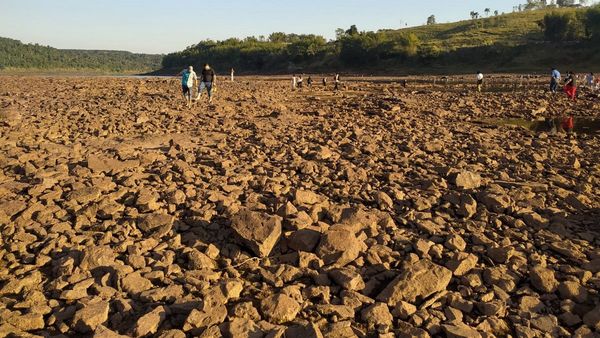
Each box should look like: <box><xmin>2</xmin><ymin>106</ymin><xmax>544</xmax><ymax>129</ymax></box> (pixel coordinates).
<box><xmin>0</xmin><ymin>76</ymin><xmax>599</xmax><ymax>338</ymax></box>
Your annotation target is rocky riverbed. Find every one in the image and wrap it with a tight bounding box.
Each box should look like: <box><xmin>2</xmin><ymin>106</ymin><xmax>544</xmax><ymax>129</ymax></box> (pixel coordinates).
<box><xmin>0</xmin><ymin>76</ymin><xmax>599</xmax><ymax>337</ymax></box>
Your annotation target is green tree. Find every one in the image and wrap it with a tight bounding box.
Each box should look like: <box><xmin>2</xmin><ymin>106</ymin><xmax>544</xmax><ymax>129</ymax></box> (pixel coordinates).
<box><xmin>584</xmin><ymin>5</ymin><xmax>600</xmax><ymax>38</ymax></box>
<box><xmin>346</xmin><ymin>25</ymin><xmax>359</xmax><ymax>36</ymax></box>
<box><xmin>541</xmin><ymin>11</ymin><xmax>585</xmax><ymax>41</ymax></box>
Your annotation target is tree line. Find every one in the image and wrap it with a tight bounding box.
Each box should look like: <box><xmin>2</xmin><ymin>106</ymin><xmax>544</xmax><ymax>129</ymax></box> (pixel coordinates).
<box><xmin>161</xmin><ymin>27</ymin><xmax>420</xmax><ymax>72</ymax></box>
<box><xmin>0</xmin><ymin>37</ymin><xmax>162</xmax><ymax>72</ymax></box>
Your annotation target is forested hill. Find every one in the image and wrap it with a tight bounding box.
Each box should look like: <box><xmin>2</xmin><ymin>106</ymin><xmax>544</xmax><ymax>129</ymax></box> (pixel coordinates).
<box><xmin>161</xmin><ymin>5</ymin><xmax>600</xmax><ymax>74</ymax></box>
<box><xmin>0</xmin><ymin>37</ymin><xmax>162</xmax><ymax>73</ymax></box>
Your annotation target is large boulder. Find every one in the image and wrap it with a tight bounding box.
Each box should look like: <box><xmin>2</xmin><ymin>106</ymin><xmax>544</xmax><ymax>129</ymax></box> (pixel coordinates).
<box><xmin>377</xmin><ymin>259</ymin><xmax>452</xmax><ymax>305</ymax></box>
<box><xmin>260</xmin><ymin>293</ymin><xmax>301</xmax><ymax>324</ymax></box>
<box><xmin>316</xmin><ymin>229</ymin><xmax>363</xmax><ymax>266</ymax></box>
<box><xmin>72</xmin><ymin>298</ymin><xmax>110</xmax><ymax>333</ymax></box>
<box><xmin>451</xmin><ymin>171</ymin><xmax>482</xmax><ymax>190</ymax></box>
<box><xmin>230</xmin><ymin>209</ymin><xmax>282</xmax><ymax>257</ymax></box>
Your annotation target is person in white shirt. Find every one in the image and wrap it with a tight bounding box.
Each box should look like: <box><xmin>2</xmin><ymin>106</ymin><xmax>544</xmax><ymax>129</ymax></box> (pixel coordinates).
<box><xmin>231</xmin><ymin>68</ymin><xmax>235</xmax><ymax>82</ymax></box>
<box><xmin>476</xmin><ymin>71</ymin><xmax>484</xmax><ymax>92</ymax></box>
<box><xmin>178</xmin><ymin>66</ymin><xmax>198</xmax><ymax>108</ymax></box>
<box><xmin>292</xmin><ymin>75</ymin><xmax>297</xmax><ymax>90</ymax></box>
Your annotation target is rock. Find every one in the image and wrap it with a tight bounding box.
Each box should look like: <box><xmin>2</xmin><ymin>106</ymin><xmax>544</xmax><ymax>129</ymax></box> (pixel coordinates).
<box><xmin>0</xmin><ymin>271</ymin><xmax>42</xmax><ymax>295</ymax></box>
<box><xmin>558</xmin><ymin>281</ymin><xmax>588</xmax><ymax>303</ymax></box>
<box><xmin>93</xmin><ymin>325</ymin><xmax>130</xmax><ymax>338</ymax></box>
<box><xmin>220</xmin><ymin>318</ymin><xmax>263</xmax><ymax>338</ymax></box>
<box><xmin>530</xmin><ymin>314</ymin><xmax>559</xmax><ymax>333</ymax></box>
<box><xmin>73</xmin><ymin>298</ymin><xmax>110</xmax><ymax>332</ymax></box>
<box><xmin>377</xmin><ymin>260</ymin><xmax>452</xmax><ymax>304</ymax></box>
<box><xmin>446</xmin><ymin>253</ymin><xmax>478</xmax><ymax>276</ymax></box>
<box><xmin>329</xmin><ymin>267</ymin><xmax>365</xmax><ymax>291</ymax></box>
<box><xmin>138</xmin><ymin>213</ymin><xmax>174</xmax><ymax>236</ymax></box>
<box><xmin>530</xmin><ymin>265</ymin><xmax>558</xmax><ymax>293</ymax></box>
<box><xmin>87</xmin><ymin>154</ymin><xmax>139</xmax><ymax>174</ymax></box>
<box><xmin>519</xmin><ymin>295</ymin><xmax>544</xmax><ymax>313</ymax></box>
<box><xmin>361</xmin><ymin>302</ymin><xmax>393</xmax><ymax>329</ymax></box>
<box><xmin>134</xmin><ymin>306</ymin><xmax>167</xmax><ymax>337</ymax></box>
<box><xmin>139</xmin><ymin>285</ymin><xmax>184</xmax><ymax>303</ymax></box>
<box><xmin>230</xmin><ymin>209</ymin><xmax>282</xmax><ymax>257</ymax></box>
<box><xmin>183</xmin><ymin>305</ymin><xmax>227</xmax><ymax>332</ymax></box>
<box><xmin>121</xmin><ymin>272</ymin><xmax>153</xmax><ymax>295</ymax></box>
<box><xmin>188</xmin><ymin>249</ymin><xmax>217</xmax><ymax>270</ymax></box>
<box><xmin>487</xmin><ymin>246</ymin><xmax>514</xmax><ymax>264</ymax></box>
<box><xmin>157</xmin><ymin>329</ymin><xmax>186</xmax><ymax>338</ymax></box>
<box><xmin>445</xmin><ymin>234</ymin><xmax>467</xmax><ymax>251</ymax></box>
<box><xmin>316</xmin><ymin>229</ymin><xmax>363</xmax><ymax>266</ymax></box>
<box><xmin>288</xmin><ymin>229</ymin><xmax>321</xmax><ymax>252</ymax></box>
<box><xmin>452</xmin><ymin>171</ymin><xmax>482</xmax><ymax>190</ymax></box>
<box><xmin>294</xmin><ymin>190</ymin><xmax>323</xmax><ymax>205</ymax></box>
<box><xmin>583</xmin><ymin>305</ymin><xmax>600</xmax><ymax>330</ymax></box>
<box><xmin>443</xmin><ymin>323</ymin><xmax>482</xmax><ymax>338</ymax></box>
<box><xmin>457</xmin><ymin>194</ymin><xmax>477</xmax><ymax>218</ymax></box>
<box><xmin>260</xmin><ymin>293</ymin><xmax>301</xmax><ymax>324</ymax></box>
<box><xmin>69</xmin><ymin>186</ymin><xmax>101</xmax><ymax>204</ymax></box>
<box><xmin>80</xmin><ymin>246</ymin><xmax>117</xmax><ymax>270</ymax></box>
<box><xmin>373</xmin><ymin>191</ymin><xmax>394</xmax><ymax>209</ymax></box>
<box><xmin>391</xmin><ymin>301</ymin><xmax>417</xmax><ymax>320</ymax></box>
<box><xmin>136</xmin><ymin>188</ymin><xmax>160</xmax><ymax>212</ymax></box>
<box><xmin>0</xmin><ymin>200</ymin><xmax>27</xmax><ymax>218</ymax></box>
<box><xmin>0</xmin><ymin>108</ymin><xmax>22</xmax><ymax>127</ymax></box>
<box><xmin>284</xmin><ymin>324</ymin><xmax>323</xmax><ymax>338</ymax></box>
<box><xmin>6</xmin><ymin>313</ymin><xmax>45</xmax><ymax>331</ymax></box>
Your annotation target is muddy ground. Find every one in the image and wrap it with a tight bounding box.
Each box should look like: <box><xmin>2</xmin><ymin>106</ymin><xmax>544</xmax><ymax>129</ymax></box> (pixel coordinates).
<box><xmin>0</xmin><ymin>76</ymin><xmax>599</xmax><ymax>337</ymax></box>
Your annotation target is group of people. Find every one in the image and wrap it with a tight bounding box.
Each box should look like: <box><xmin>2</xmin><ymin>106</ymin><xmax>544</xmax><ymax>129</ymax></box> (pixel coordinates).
<box><xmin>550</xmin><ymin>68</ymin><xmax>599</xmax><ymax>100</ymax></box>
<box><xmin>475</xmin><ymin>68</ymin><xmax>598</xmax><ymax>100</ymax></box>
<box><xmin>292</xmin><ymin>74</ymin><xmax>341</xmax><ymax>91</ymax></box>
<box><xmin>179</xmin><ymin>64</ymin><xmax>217</xmax><ymax>108</ymax></box>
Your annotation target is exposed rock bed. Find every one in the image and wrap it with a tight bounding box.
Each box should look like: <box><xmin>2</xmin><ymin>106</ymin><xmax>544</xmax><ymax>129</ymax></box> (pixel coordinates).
<box><xmin>0</xmin><ymin>76</ymin><xmax>599</xmax><ymax>337</ymax></box>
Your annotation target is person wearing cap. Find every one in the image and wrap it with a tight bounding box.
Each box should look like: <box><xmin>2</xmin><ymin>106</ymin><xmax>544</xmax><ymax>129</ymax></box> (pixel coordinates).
<box><xmin>179</xmin><ymin>66</ymin><xmax>198</xmax><ymax>108</ymax></box>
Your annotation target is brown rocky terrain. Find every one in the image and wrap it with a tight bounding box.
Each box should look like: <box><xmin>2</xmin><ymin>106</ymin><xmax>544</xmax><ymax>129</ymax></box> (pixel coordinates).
<box><xmin>0</xmin><ymin>75</ymin><xmax>599</xmax><ymax>337</ymax></box>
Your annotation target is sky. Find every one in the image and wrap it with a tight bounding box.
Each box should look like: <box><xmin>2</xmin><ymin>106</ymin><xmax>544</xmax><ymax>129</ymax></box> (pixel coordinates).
<box><xmin>0</xmin><ymin>0</ymin><xmax>529</xmax><ymax>54</ymax></box>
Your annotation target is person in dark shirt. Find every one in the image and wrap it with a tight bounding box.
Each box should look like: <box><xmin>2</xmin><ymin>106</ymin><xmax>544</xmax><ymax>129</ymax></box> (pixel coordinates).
<box><xmin>196</xmin><ymin>63</ymin><xmax>217</xmax><ymax>103</ymax></box>
<box><xmin>307</xmin><ymin>76</ymin><xmax>313</xmax><ymax>87</ymax></box>
<box><xmin>563</xmin><ymin>71</ymin><xmax>577</xmax><ymax>101</ymax></box>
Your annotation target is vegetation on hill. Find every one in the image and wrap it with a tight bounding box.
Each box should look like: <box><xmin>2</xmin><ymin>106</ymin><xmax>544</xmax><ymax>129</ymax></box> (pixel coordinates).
<box><xmin>0</xmin><ymin>37</ymin><xmax>162</xmax><ymax>73</ymax></box>
<box><xmin>162</xmin><ymin>4</ymin><xmax>600</xmax><ymax>74</ymax></box>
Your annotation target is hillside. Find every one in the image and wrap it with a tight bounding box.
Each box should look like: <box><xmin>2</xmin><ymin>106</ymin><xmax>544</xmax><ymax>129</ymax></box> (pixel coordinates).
<box><xmin>394</xmin><ymin>9</ymin><xmax>572</xmax><ymax>51</ymax></box>
<box><xmin>162</xmin><ymin>6</ymin><xmax>600</xmax><ymax>74</ymax></box>
<box><xmin>0</xmin><ymin>37</ymin><xmax>162</xmax><ymax>73</ymax></box>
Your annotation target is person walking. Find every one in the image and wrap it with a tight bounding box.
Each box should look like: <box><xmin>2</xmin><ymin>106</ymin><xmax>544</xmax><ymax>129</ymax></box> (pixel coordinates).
<box><xmin>476</xmin><ymin>71</ymin><xmax>484</xmax><ymax>93</ymax></box>
<box><xmin>550</xmin><ymin>68</ymin><xmax>561</xmax><ymax>93</ymax></box>
<box><xmin>564</xmin><ymin>71</ymin><xmax>577</xmax><ymax>101</ymax></box>
<box><xmin>297</xmin><ymin>75</ymin><xmax>304</xmax><ymax>89</ymax></box>
<box><xmin>179</xmin><ymin>66</ymin><xmax>198</xmax><ymax>108</ymax></box>
<box><xmin>334</xmin><ymin>73</ymin><xmax>341</xmax><ymax>91</ymax></box>
<box><xmin>292</xmin><ymin>75</ymin><xmax>297</xmax><ymax>90</ymax></box>
<box><xmin>307</xmin><ymin>76</ymin><xmax>313</xmax><ymax>87</ymax></box>
<box><xmin>196</xmin><ymin>64</ymin><xmax>216</xmax><ymax>103</ymax></box>
<box><xmin>322</xmin><ymin>77</ymin><xmax>327</xmax><ymax>87</ymax></box>
<box><xmin>585</xmin><ymin>72</ymin><xmax>594</xmax><ymax>88</ymax></box>
<box><xmin>230</xmin><ymin>68</ymin><xmax>235</xmax><ymax>82</ymax></box>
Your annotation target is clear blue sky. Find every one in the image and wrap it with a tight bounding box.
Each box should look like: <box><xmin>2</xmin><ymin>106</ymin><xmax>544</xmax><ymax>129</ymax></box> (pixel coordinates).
<box><xmin>0</xmin><ymin>0</ymin><xmax>524</xmax><ymax>54</ymax></box>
